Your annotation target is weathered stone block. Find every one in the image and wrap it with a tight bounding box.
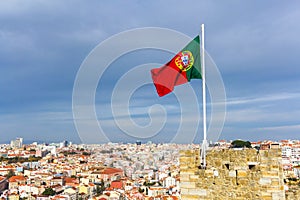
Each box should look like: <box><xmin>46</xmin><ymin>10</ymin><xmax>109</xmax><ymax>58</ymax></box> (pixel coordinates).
<box><xmin>271</xmin><ymin>191</ymin><xmax>285</xmax><ymax>200</ymax></box>
<box><xmin>180</xmin><ymin>188</ymin><xmax>189</xmax><ymax>194</ymax></box>
<box><xmin>228</xmin><ymin>170</ymin><xmax>236</xmax><ymax>177</ymax></box>
<box><xmin>189</xmin><ymin>174</ymin><xmax>199</xmax><ymax>181</ymax></box>
<box><xmin>271</xmin><ymin>178</ymin><xmax>280</xmax><ymax>186</ymax></box>
<box><xmin>237</xmin><ymin>178</ymin><xmax>249</xmax><ymax>186</ymax></box>
<box><xmin>180</xmin><ymin>169</ymin><xmax>197</xmax><ymax>174</ymax></box>
<box><xmin>204</xmin><ymin>169</ymin><xmax>213</xmax><ymax>176</ymax></box>
<box><xmin>181</xmin><ymin>195</ymin><xmax>202</xmax><ymax>200</ymax></box>
<box><xmin>180</xmin><ymin>174</ymin><xmax>190</xmax><ymax>181</ymax></box>
<box><xmin>269</xmin><ymin>171</ymin><xmax>279</xmax><ymax>177</ymax></box>
<box><xmin>180</xmin><ymin>181</ymin><xmax>196</xmax><ymax>189</ymax></box>
<box><xmin>237</xmin><ymin>170</ymin><xmax>247</xmax><ymax>177</ymax></box>
<box><xmin>261</xmin><ymin>192</ymin><xmax>272</xmax><ymax>200</ymax></box>
<box><xmin>189</xmin><ymin>188</ymin><xmax>207</xmax><ymax>196</ymax></box>
<box><xmin>260</xmin><ymin>177</ymin><xmax>272</xmax><ymax>185</ymax></box>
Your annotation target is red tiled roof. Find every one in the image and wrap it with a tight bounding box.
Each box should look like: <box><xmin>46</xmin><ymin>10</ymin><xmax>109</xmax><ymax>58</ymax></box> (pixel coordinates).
<box><xmin>64</xmin><ymin>177</ymin><xmax>78</xmax><ymax>184</ymax></box>
<box><xmin>51</xmin><ymin>195</ymin><xmax>68</xmax><ymax>199</ymax></box>
<box><xmin>0</xmin><ymin>176</ymin><xmax>6</xmax><ymax>182</ymax></box>
<box><xmin>162</xmin><ymin>196</ymin><xmax>179</xmax><ymax>200</ymax></box>
<box><xmin>101</xmin><ymin>168</ymin><xmax>123</xmax><ymax>175</ymax></box>
<box><xmin>111</xmin><ymin>180</ymin><xmax>123</xmax><ymax>189</ymax></box>
<box><xmin>8</xmin><ymin>175</ymin><xmax>26</xmax><ymax>182</ymax></box>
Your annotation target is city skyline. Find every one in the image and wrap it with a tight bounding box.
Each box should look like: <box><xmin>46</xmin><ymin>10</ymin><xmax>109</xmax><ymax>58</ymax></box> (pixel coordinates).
<box><xmin>1</xmin><ymin>1</ymin><xmax>300</xmax><ymax>143</ymax></box>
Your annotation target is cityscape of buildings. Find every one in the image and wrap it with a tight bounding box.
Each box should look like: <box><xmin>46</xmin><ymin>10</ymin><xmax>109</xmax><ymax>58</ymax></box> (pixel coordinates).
<box><xmin>0</xmin><ymin>138</ymin><xmax>300</xmax><ymax>199</ymax></box>
<box><xmin>2</xmin><ymin>0</ymin><xmax>300</xmax><ymax>199</ymax></box>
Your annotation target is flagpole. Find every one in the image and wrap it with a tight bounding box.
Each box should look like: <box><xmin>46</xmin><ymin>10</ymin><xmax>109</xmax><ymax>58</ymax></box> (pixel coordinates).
<box><xmin>200</xmin><ymin>24</ymin><xmax>207</xmax><ymax>168</ymax></box>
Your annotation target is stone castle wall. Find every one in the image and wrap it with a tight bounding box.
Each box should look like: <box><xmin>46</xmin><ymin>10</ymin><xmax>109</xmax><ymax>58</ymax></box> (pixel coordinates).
<box><xmin>180</xmin><ymin>148</ymin><xmax>286</xmax><ymax>200</ymax></box>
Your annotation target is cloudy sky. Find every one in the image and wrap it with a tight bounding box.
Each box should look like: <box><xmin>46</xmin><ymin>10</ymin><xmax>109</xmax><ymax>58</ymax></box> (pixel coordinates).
<box><xmin>1</xmin><ymin>0</ymin><xmax>300</xmax><ymax>144</ymax></box>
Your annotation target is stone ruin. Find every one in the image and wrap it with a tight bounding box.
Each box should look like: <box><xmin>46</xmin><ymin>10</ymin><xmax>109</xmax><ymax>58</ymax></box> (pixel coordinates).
<box><xmin>179</xmin><ymin>147</ymin><xmax>290</xmax><ymax>200</ymax></box>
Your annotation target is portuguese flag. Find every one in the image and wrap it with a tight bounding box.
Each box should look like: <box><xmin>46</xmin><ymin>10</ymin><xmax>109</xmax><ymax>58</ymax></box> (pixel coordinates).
<box><xmin>151</xmin><ymin>36</ymin><xmax>202</xmax><ymax>97</ymax></box>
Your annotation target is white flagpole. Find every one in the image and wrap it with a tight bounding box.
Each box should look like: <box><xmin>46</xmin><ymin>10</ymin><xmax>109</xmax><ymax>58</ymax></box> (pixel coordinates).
<box><xmin>200</xmin><ymin>24</ymin><xmax>207</xmax><ymax>168</ymax></box>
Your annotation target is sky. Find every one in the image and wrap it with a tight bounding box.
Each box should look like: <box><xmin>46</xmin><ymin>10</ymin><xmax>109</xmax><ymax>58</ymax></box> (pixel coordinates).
<box><xmin>1</xmin><ymin>0</ymin><xmax>300</xmax><ymax>144</ymax></box>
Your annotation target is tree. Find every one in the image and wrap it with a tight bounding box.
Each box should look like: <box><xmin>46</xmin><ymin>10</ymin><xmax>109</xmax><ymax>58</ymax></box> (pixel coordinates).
<box><xmin>94</xmin><ymin>180</ymin><xmax>105</xmax><ymax>195</ymax></box>
<box><xmin>82</xmin><ymin>152</ymin><xmax>91</xmax><ymax>156</ymax></box>
<box><xmin>143</xmin><ymin>181</ymin><xmax>155</xmax><ymax>186</ymax></box>
<box><xmin>95</xmin><ymin>185</ymin><xmax>102</xmax><ymax>195</ymax></box>
<box><xmin>42</xmin><ymin>188</ymin><xmax>55</xmax><ymax>196</ymax></box>
<box><xmin>138</xmin><ymin>187</ymin><xmax>145</xmax><ymax>193</ymax></box>
<box><xmin>6</xmin><ymin>169</ymin><xmax>15</xmax><ymax>179</ymax></box>
<box><xmin>231</xmin><ymin>140</ymin><xmax>252</xmax><ymax>148</ymax></box>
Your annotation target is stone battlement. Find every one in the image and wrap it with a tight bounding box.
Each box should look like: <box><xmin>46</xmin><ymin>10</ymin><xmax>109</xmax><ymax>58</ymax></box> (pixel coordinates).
<box><xmin>180</xmin><ymin>148</ymin><xmax>286</xmax><ymax>200</ymax></box>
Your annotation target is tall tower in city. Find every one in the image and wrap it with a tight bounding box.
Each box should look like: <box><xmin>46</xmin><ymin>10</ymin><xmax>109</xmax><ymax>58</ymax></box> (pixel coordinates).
<box><xmin>10</xmin><ymin>137</ymin><xmax>23</xmax><ymax>149</ymax></box>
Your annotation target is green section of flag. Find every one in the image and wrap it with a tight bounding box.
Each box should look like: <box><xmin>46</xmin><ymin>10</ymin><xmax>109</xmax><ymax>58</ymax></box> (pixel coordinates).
<box><xmin>184</xmin><ymin>35</ymin><xmax>202</xmax><ymax>81</ymax></box>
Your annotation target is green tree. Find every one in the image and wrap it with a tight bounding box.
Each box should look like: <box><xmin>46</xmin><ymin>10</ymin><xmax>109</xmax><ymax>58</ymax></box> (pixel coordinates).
<box><xmin>82</xmin><ymin>152</ymin><xmax>91</xmax><ymax>156</ymax></box>
<box><xmin>6</xmin><ymin>169</ymin><xmax>15</xmax><ymax>179</ymax></box>
<box><xmin>138</xmin><ymin>187</ymin><xmax>145</xmax><ymax>193</ymax></box>
<box><xmin>231</xmin><ymin>140</ymin><xmax>252</xmax><ymax>148</ymax></box>
<box><xmin>95</xmin><ymin>185</ymin><xmax>102</xmax><ymax>195</ymax></box>
<box><xmin>94</xmin><ymin>180</ymin><xmax>105</xmax><ymax>195</ymax></box>
<box><xmin>42</xmin><ymin>188</ymin><xmax>56</xmax><ymax>196</ymax></box>
<box><xmin>143</xmin><ymin>181</ymin><xmax>156</xmax><ymax>186</ymax></box>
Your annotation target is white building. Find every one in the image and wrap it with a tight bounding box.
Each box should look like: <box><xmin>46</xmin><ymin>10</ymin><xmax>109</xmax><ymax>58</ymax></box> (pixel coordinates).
<box><xmin>10</xmin><ymin>138</ymin><xmax>23</xmax><ymax>149</ymax></box>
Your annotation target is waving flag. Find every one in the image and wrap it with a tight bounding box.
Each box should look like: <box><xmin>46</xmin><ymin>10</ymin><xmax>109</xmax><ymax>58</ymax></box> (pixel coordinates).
<box><xmin>151</xmin><ymin>36</ymin><xmax>201</xmax><ymax>97</ymax></box>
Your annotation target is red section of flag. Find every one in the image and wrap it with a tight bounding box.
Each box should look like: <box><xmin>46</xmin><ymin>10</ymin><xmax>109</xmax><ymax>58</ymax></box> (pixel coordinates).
<box><xmin>151</xmin><ymin>55</ymin><xmax>188</xmax><ymax>97</ymax></box>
